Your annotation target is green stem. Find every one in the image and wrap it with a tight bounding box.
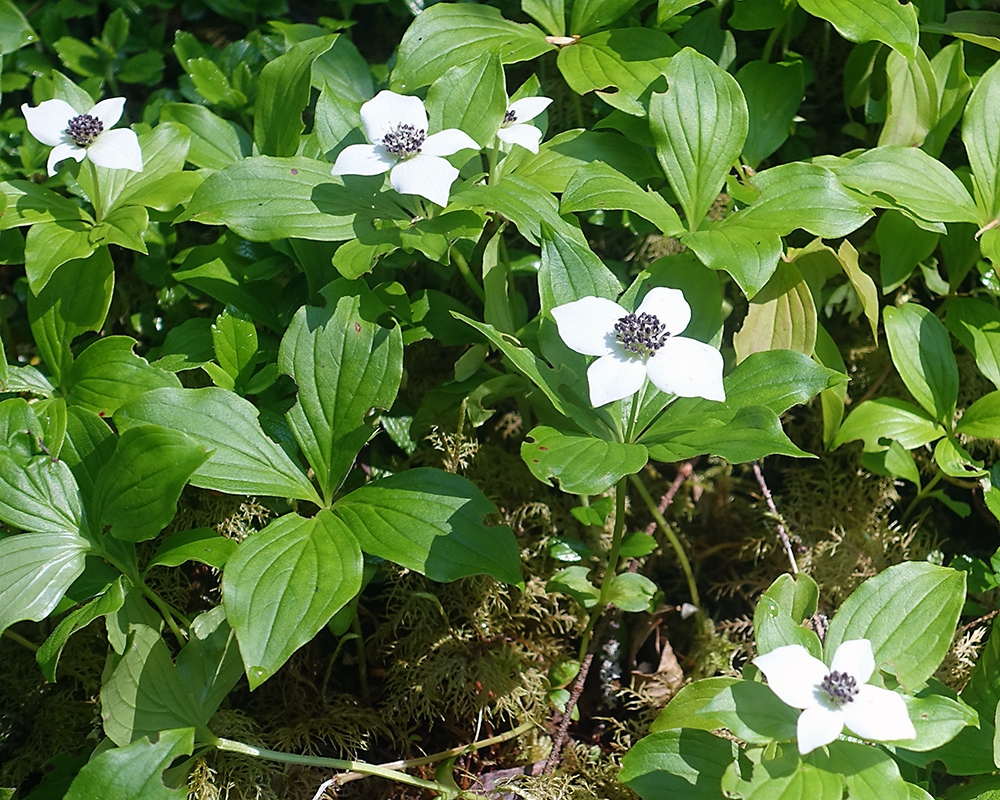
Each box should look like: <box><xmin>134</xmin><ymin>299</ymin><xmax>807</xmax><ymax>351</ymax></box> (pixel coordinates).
<box><xmin>762</xmin><ymin>24</ymin><xmax>782</xmax><ymax>63</ymax></box>
<box><xmin>350</xmin><ymin>615</ymin><xmax>370</xmax><ymax>703</ymax></box>
<box><xmin>488</xmin><ymin>136</ymin><xmax>501</xmax><ymax>184</ymax></box>
<box><xmin>451</xmin><ymin>248</ymin><xmax>485</xmax><ymax>303</ymax></box>
<box><xmin>3</xmin><ymin>629</ymin><xmax>39</xmax><ymax>652</ymax></box>
<box><xmin>901</xmin><ymin>469</ymin><xmax>945</xmax><ymax>526</ymax></box>
<box><xmin>139</xmin><ymin>584</ymin><xmax>188</xmax><ymax>647</ymax></box>
<box><xmin>88</xmin><ymin>159</ymin><xmax>104</xmax><ymax>222</ymax></box>
<box><xmin>578</xmin><ymin>474</ymin><xmax>628</xmax><ymax>661</ymax></box>
<box><xmin>629</xmin><ymin>472</ymin><xmax>701</xmax><ymax>610</ymax></box>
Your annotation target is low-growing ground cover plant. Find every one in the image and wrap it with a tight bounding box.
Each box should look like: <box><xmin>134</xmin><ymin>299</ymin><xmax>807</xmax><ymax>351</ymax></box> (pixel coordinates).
<box><xmin>2</xmin><ymin>0</ymin><xmax>1000</xmax><ymax>797</ymax></box>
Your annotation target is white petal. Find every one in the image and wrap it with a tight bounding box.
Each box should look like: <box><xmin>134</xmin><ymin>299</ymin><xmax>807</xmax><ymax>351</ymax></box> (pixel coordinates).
<box><xmin>47</xmin><ymin>142</ymin><xmax>85</xmax><ymax>175</ymax></box>
<box><xmin>389</xmin><ymin>155</ymin><xmax>458</xmax><ymax>207</ymax></box>
<box><xmin>87</xmin><ymin>128</ymin><xmax>143</xmax><ymax>172</ymax></box>
<box><xmin>646</xmin><ymin>336</ymin><xmax>726</xmax><ymax>402</ymax></box>
<box><xmin>842</xmin><ymin>686</ymin><xmax>916</xmax><ymax>743</ymax></box>
<box><xmin>830</xmin><ymin>639</ymin><xmax>875</xmax><ymax>684</ymax></box>
<box><xmin>88</xmin><ymin>97</ymin><xmax>125</xmax><ymax>128</ymax></box>
<box><xmin>636</xmin><ymin>287</ymin><xmax>691</xmax><ymax>335</ymax></box>
<box><xmin>497</xmin><ymin>123</ymin><xmax>543</xmax><ymax>153</ymax></box>
<box><xmin>422</xmin><ymin>128</ymin><xmax>479</xmax><ymax>156</ymax></box>
<box><xmin>332</xmin><ymin>143</ymin><xmax>395</xmax><ymax>176</ymax></box>
<box><xmin>587</xmin><ymin>352</ymin><xmax>647</xmax><ymax>407</ymax></box>
<box><xmin>22</xmin><ymin>99</ymin><xmax>77</xmax><ymax>146</ymax></box>
<box><xmin>754</xmin><ymin>644</ymin><xmax>828</xmax><ymax>710</ymax></box>
<box><xmin>797</xmin><ymin>705</ymin><xmax>845</xmax><ymax>754</ymax></box>
<box><xmin>360</xmin><ymin>91</ymin><xmax>427</xmax><ymax>144</ymax></box>
<box><xmin>507</xmin><ymin>96</ymin><xmax>552</xmax><ymax>123</ymax></box>
<box><xmin>551</xmin><ymin>296</ymin><xmax>626</xmax><ymax>356</ymax></box>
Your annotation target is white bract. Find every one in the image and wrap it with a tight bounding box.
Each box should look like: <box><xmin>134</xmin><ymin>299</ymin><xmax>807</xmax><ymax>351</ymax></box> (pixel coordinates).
<box><xmin>753</xmin><ymin>640</ymin><xmax>917</xmax><ymax>755</ymax></box>
<box><xmin>551</xmin><ymin>287</ymin><xmax>725</xmax><ymax>407</ymax></box>
<box><xmin>21</xmin><ymin>97</ymin><xmax>143</xmax><ymax>176</ymax></box>
<box><xmin>331</xmin><ymin>90</ymin><xmax>479</xmax><ymax>207</ymax></box>
<box><xmin>496</xmin><ymin>96</ymin><xmax>552</xmax><ymax>153</ymax></box>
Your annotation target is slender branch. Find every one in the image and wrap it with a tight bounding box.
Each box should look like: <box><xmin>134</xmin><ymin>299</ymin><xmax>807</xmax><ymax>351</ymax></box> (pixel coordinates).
<box><xmin>629</xmin><ymin>473</ymin><xmax>700</xmax><ymax>609</ymax></box>
<box><xmin>643</xmin><ymin>461</ymin><xmax>694</xmax><ymax>536</ymax></box>
<box><xmin>751</xmin><ymin>460</ymin><xmax>798</xmax><ymax>574</ymax></box>
<box><xmin>543</xmin><ymin>652</ymin><xmax>593</xmax><ymax>776</ymax></box>
<box><xmin>451</xmin><ymin>248</ymin><xmax>485</xmax><ymax>303</ymax></box>
<box><xmin>3</xmin><ymin>629</ymin><xmax>39</xmax><ymax>652</ymax></box>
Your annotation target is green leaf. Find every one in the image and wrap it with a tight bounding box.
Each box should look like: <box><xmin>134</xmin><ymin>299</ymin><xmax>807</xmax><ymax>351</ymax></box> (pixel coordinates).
<box><xmin>876</xmin><ymin>211</ymin><xmax>940</xmax><ymax>293</ymax></box>
<box><xmin>727</xmin><ymin>748</ymin><xmax>845</xmax><ymax>800</ymax></box>
<box><xmin>760</xmin><ymin>572</ymin><xmax>820</xmax><ymax>624</ymax></box>
<box><xmin>181</xmin><ymin>157</ymin><xmax>403</xmax><ymax>242</ymax></box>
<box><xmin>0</xmin><ymin>531</ymin><xmax>90</xmax><ymax>636</ymax></box>
<box><xmin>91</xmin><ymin>206</ymin><xmax>149</xmax><ymax>253</ymax></box>
<box><xmin>797</xmin><ymin>0</ymin><xmax>917</xmax><ymax>59</ymax></box>
<box><xmin>736</xmin><ymin>59</ymin><xmax>806</xmax><ymax>168</ymax></box>
<box><xmin>833</xmin><ymin>145</ymin><xmax>979</xmax><ymax>225</ymax></box>
<box><xmin>548</xmin><ymin>565</ymin><xmax>600</xmax><ymax>607</ymax></box>
<box><xmin>24</xmin><ymin>220</ymin><xmax>97</xmax><ymax>294</ymax></box>
<box><xmin>650</xmin><ymin>47</ymin><xmax>748</xmax><ymax>230</ymax></box>
<box><xmin>147</xmin><ymin>528</ymin><xmax>237</xmax><ymax>570</ymax></box>
<box><xmin>451</xmin><ymin>175</ymin><xmax>582</xmax><ymax>246</ymax></box>
<box><xmin>101</xmin><ymin>611</ymin><xmax>242</xmax><ymax>743</ymax></box>
<box><xmin>894</xmin><ymin>690</ymin><xmax>977</xmax><ymax>752</ymax></box>
<box><xmin>642</xmin><ymin>405</ymin><xmax>812</xmax><ymax>463</ymax></box>
<box><xmin>211</xmin><ymin>309</ymin><xmax>258</xmax><ymax>391</ymax></box>
<box><xmin>608</xmin><ymin>571</ymin><xmax>658</xmax><ymax>612</ymax></box>
<box><xmin>523</xmin><ymin>0</ymin><xmax>564</xmax><ymax>35</ymax></box>
<box><xmin>754</xmin><ymin>590</ymin><xmax>824</xmax><ymax>656</ymax></box>
<box><xmin>825</xmin><ymin>562</ymin><xmax>966</xmax><ymax>689</ymax></box>
<box><xmin>819</xmin><ymin>741</ymin><xmax>907</xmax><ymax>800</ymax></box>
<box><xmin>884</xmin><ymin>303</ymin><xmax>959</xmax><ymax>422</ymax></box>
<box><xmin>280</xmin><ymin>288</ymin><xmax>403</xmax><ymax>502</ymax></box>
<box><xmin>833</xmin><ymin>397</ymin><xmax>945</xmax><ymax>451</ymax></box>
<box><xmin>0</xmin><ymin>180</ymin><xmax>92</xmax><ymax>231</ymax></box>
<box><xmin>27</xmin><ymin>247</ymin><xmax>114</xmax><ymax>386</ymax></box>
<box><xmin>947</xmin><ymin>298</ymin><xmax>1000</xmax><ymax>390</ymax></box>
<box><xmin>333</xmin><ymin>468</ymin><xmax>521</xmax><ymax>584</ymax></box>
<box><xmin>521</xmin><ymin>426</ymin><xmax>648</xmax><ymax>495</ymax></box>
<box><xmin>255</xmin><ymin>35</ymin><xmax>336</xmax><ymax>157</ymax></box>
<box><xmin>64</xmin><ymin>728</ymin><xmax>193</xmax><ymax>800</ymax></box>
<box><xmin>963</xmin><ymin>59</ymin><xmax>1000</xmax><ymax>221</ymax></box>
<box><xmin>879</xmin><ymin>46</ymin><xmax>935</xmax><ymax>149</ymax></box>
<box><xmin>223</xmin><ymin>510</ymin><xmax>362</xmax><ymax>689</ymax></box>
<box><xmin>0</xmin><ymin>454</ymin><xmax>82</xmax><ymax>533</ymax></box>
<box><xmin>733</xmin><ymin>260</ymin><xmax>817</xmax><ymax>360</ymax></box>
<box><xmin>683</xmin><ymin>222</ymin><xmax>782</xmax><ymax>298</ymax></box>
<box><xmin>957</xmin><ymin>391</ymin><xmax>1000</xmax><ymax>438</ymax></box>
<box><xmin>61</xmin><ymin>406</ymin><xmax>116</xmax><ymax>500</ymax></box>
<box><xmin>650</xmin><ymin>676</ymin><xmax>739</xmax><ymax>730</ymax></box>
<box><xmin>922</xmin><ymin>11</ymin><xmax>1000</xmax><ymax>53</ymax></box>
<box><xmin>66</xmin><ymin>336</ymin><xmax>181</xmax><ymax>416</ymax></box>
<box><xmin>160</xmin><ymin>103</ymin><xmax>250</xmax><ymax>170</ymax></box>
<box><xmin>837</xmin><ymin>239</ymin><xmax>880</xmax><ymax>341</ymax></box>
<box><xmin>538</xmin><ymin>221</ymin><xmax>622</xmax><ymax>314</ymax></box>
<box><xmin>620</xmin><ymin>729</ymin><xmax>736</xmax><ymax>800</ymax></box>
<box><xmin>934</xmin><ymin>437</ymin><xmax>986</xmax><ymax>479</ymax></box>
<box><xmin>425</xmin><ymin>50</ymin><xmax>505</xmax><ymax>155</ymax></box>
<box><xmin>92</xmin><ymin>426</ymin><xmax>209</xmax><ymax>542</ymax></box>
<box><xmin>115</xmin><ymin>387</ymin><xmax>320</xmax><ymax>503</ymax></box>
<box><xmin>36</xmin><ymin>576</ymin><xmax>126</xmax><ymax>682</ymax></box>
<box><xmin>0</xmin><ymin>0</ymin><xmax>36</xmax><ymax>54</ymax></box>
<box><xmin>735</xmin><ymin>163</ymin><xmax>873</xmax><ymax>238</ymax></box>
<box><xmin>391</xmin><ymin>4</ymin><xmax>553</xmax><ymax>92</ymax></box>
<box><xmin>570</xmin><ymin>0</ymin><xmax>647</xmax><ymax>35</ymax></box>
<box><xmin>560</xmin><ymin>161</ymin><xmax>684</xmax><ymax>235</ymax></box>
<box><xmin>557</xmin><ymin>29</ymin><xmax>676</xmax><ymax>116</ymax></box>
<box><xmin>724</xmin><ymin>349</ymin><xmax>845</xmax><ymax>414</ymax></box>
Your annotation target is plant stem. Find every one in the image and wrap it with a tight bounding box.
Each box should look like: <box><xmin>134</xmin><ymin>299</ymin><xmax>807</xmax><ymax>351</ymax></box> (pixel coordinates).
<box><xmin>2</xmin><ymin>629</ymin><xmax>39</xmax><ymax>652</ymax></box>
<box><xmin>901</xmin><ymin>469</ymin><xmax>945</xmax><ymax>526</ymax></box>
<box><xmin>629</xmin><ymin>472</ymin><xmax>701</xmax><ymax>610</ymax></box>
<box><xmin>88</xmin><ymin>159</ymin><xmax>104</xmax><ymax>222</ymax></box>
<box><xmin>452</xmin><ymin>247</ymin><xmax>485</xmax><ymax>303</ymax></box>
<box><xmin>578</xmin><ymin>474</ymin><xmax>628</xmax><ymax>661</ymax></box>
<box><xmin>350</xmin><ymin>613</ymin><xmax>370</xmax><ymax>704</ymax></box>
<box><xmin>139</xmin><ymin>584</ymin><xmax>188</xmax><ymax>647</ymax></box>
<box><xmin>488</xmin><ymin>136</ymin><xmax>501</xmax><ymax>184</ymax></box>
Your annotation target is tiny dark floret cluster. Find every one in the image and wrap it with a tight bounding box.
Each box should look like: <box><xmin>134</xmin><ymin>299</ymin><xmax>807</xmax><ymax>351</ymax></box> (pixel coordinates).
<box><xmin>820</xmin><ymin>670</ymin><xmax>859</xmax><ymax>706</ymax></box>
<box><xmin>382</xmin><ymin>123</ymin><xmax>426</xmax><ymax>157</ymax></box>
<box><xmin>614</xmin><ymin>312</ymin><xmax>670</xmax><ymax>357</ymax></box>
<box><xmin>503</xmin><ymin>109</ymin><xmax>517</xmax><ymax>125</ymax></box>
<box><xmin>65</xmin><ymin>113</ymin><xmax>103</xmax><ymax>147</ymax></box>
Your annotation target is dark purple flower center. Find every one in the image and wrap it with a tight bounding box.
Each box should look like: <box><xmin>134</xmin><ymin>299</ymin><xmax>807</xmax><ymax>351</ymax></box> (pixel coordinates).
<box><xmin>65</xmin><ymin>113</ymin><xmax>103</xmax><ymax>147</ymax></box>
<box><xmin>820</xmin><ymin>670</ymin><xmax>858</xmax><ymax>707</ymax></box>
<box><xmin>503</xmin><ymin>109</ymin><xmax>517</xmax><ymax>126</ymax></box>
<box><xmin>382</xmin><ymin>123</ymin><xmax>425</xmax><ymax>158</ymax></box>
<box><xmin>614</xmin><ymin>312</ymin><xmax>670</xmax><ymax>357</ymax></box>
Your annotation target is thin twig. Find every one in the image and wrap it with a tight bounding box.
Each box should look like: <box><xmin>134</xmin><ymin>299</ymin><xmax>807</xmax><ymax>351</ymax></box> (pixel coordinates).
<box><xmin>544</xmin><ymin>652</ymin><xmax>594</xmax><ymax>776</ymax></box>
<box><xmin>643</xmin><ymin>461</ymin><xmax>695</xmax><ymax>536</ymax></box>
<box><xmin>752</xmin><ymin>460</ymin><xmax>798</xmax><ymax>574</ymax></box>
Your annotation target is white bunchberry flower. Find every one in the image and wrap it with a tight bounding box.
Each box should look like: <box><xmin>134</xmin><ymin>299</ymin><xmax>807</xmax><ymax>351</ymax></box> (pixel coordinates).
<box><xmin>497</xmin><ymin>96</ymin><xmax>552</xmax><ymax>153</ymax></box>
<box><xmin>551</xmin><ymin>287</ymin><xmax>725</xmax><ymax>408</ymax></box>
<box><xmin>754</xmin><ymin>640</ymin><xmax>917</xmax><ymax>755</ymax></box>
<box><xmin>331</xmin><ymin>90</ymin><xmax>479</xmax><ymax>207</ymax></box>
<box><xmin>21</xmin><ymin>97</ymin><xmax>143</xmax><ymax>176</ymax></box>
